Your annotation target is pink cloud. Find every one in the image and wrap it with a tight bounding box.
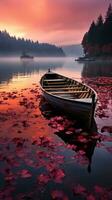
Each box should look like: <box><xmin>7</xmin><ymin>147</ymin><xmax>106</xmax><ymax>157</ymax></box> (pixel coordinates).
<box><xmin>0</xmin><ymin>0</ymin><xmax>111</xmax><ymax>44</ymax></box>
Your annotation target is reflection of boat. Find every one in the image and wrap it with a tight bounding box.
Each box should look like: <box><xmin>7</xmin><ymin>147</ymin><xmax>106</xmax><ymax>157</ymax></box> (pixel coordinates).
<box><xmin>40</xmin><ymin>71</ymin><xmax>97</xmax><ymax>122</ymax></box>
<box><xmin>39</xmin><ymin>96</ymin><xmax>97</xmax><ymax>173</ymax></box>
<box><xmin>55</xmin><ymin>128</ymin><xmax>97</xmax><ymax>173</ymax></box>
<box><xmin>20</xmin><ymin>52</ymin><xmax>34</xmax><ymax>59</ymax></box>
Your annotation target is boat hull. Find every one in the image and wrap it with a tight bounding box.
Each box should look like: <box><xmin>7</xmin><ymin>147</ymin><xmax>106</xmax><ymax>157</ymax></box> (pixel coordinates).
<box><xmin>42</xmin><ymin>90</ymin><xmax>93</xmax><ymax>121</ymax></box>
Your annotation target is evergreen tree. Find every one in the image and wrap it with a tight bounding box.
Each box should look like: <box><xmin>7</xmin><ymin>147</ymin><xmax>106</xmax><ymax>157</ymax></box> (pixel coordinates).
<box><xmin>95</xmin><ymin>15</ymin><xmax>104</xmax><ymax>45</ymax></box>
<box><xmin>105</xmin><ymin>3</ymin><xmax>112</xmax><ymax>23</ymax></box>
<box><xmin>82</xmin><ymin>33</ymin><xmax>88</xmax><ymax>46</ymax></box>
<box><xmin>104</xmin><ymin>4</ymin><xmax>112</xmax><ymax>44</ymax></box>
<box><xmin>82</xmin><ymin>33</ymin><xmax>88</xmax><ymax>55</ymax></box>
<box><xmin>96</xmin><ymin>15</ymin><xmax>103</xmax><ymax>27</ymax></box>
<box><xmin>0</xmin><ymin>30</ymin><xmax>65</xmax><ymax>56</ymax></box>
<box><xmin>87</xmin><ymin>21</ymin><xmax>96</xmax><ymax>44</ymax></box>
<box><xmin>82</xmin><ymin>4</ymin><xmax>112</xmax><ymax>56</ymax></box>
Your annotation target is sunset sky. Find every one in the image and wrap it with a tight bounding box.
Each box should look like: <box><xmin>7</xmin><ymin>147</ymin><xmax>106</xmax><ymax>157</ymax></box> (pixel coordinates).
<box><xmin>0</xmin><ymin>0</ymin><xmax>111</xmax><ymax>45</ymax></box>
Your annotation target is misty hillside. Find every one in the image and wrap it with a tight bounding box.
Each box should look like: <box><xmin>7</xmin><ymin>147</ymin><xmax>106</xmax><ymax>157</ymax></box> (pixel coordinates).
<box><xmin>0</xmin><ymin>30</ymin><xmax>65</xmax><ymax>57</ymax></box>
<box><xmin>62</xmin><ymin>44</ymin><xmax>83</xmax><ymax>57</ymax></box>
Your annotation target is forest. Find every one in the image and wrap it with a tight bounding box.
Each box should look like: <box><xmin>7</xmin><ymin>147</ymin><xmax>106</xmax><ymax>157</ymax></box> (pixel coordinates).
<box><xmin>82</xmin><ymin>4</ymin><xmax>112</xmax><ymax>57</ymax></box>
<box><xmin>0</xmin><ymin>30</ymin><xmax>65</xmax><ymax>57</ymax></box>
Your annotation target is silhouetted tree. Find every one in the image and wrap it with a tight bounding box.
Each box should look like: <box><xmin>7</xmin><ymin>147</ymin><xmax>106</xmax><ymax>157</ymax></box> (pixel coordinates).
<box><xmin>103</xmin><ymin>3</ymin><xmax>112</xmax><ymax>44</ymax></box>
<box><xmin>95</xmin><ymin>15</ymin><xmax>104</xmax><ymax>45</ymax></box>
<box><xmin>105</xmin><ymin>3</ymin><xmax>112</xmax><ymax>23</ymax></box>
<box><xmin>0</xmin><ymin>30</ymin><xmax>65</xmax><ymax>57</ymax></box>
<box><xmin>87</xmin><ymin>21</ymin><xmax>96</xmax><ymax>44</ymax></box>
<box><xmin>82</xmin><ymin>4</ymin><xmax>112</xmax><ymax>57</ymax></box>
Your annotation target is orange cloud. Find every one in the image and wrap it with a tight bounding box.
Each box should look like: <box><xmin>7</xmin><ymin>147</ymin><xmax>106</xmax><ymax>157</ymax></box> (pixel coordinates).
<box><xmin>0</xmin><ymin>0</ymin><xmax>111</xmax><ymax>44</ymax></box>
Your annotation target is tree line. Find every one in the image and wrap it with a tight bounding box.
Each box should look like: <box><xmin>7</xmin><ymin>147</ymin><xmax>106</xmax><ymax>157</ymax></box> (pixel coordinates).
<box><xmin>0</xmin><ymin>30</ymin><xmax>65</xmax><ymax>57</ymax></box>
<box><xmin>82</xmin><ymin>4</ymin><xmax>112</xmax><ymax>57</ymax></box>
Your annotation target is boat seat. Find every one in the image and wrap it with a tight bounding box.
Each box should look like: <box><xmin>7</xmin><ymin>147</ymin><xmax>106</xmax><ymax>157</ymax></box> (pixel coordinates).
<box><xmin>43</xmin><ymin>79</ymin><xmax>65</xmax><ymax>82</ymax></box>
<box><xmin>46</xmin><ymin>87</ymin><xmax>81</xmax><ymax>91</ymax></box>
<box><xmin>45</xmin><ymin>82</ymin><xmax>66</xmax><ymax>85</ymax></box>
<box><xmin>43</xmin><ymin>85</ymin><xmax>74</xmax><ymax>88</ymax></box>
<box><xmin>50</xmin><ymin>91</ymin><xmax>89</xmax><ymax>94</ymax></box>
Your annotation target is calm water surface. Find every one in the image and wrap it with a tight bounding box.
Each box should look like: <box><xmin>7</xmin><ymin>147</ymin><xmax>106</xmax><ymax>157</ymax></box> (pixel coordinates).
<box><xmin>0</xmin><ymin>57</ymin><xmax>83</xmax><ymax>91</ymax></box>
<box><xmin>0</xmin><ymin>57</ymin><xmax>112</xmax><ymax>199</ymax></box>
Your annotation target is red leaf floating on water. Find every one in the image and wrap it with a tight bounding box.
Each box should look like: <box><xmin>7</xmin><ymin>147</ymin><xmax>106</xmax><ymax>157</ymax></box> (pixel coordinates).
<box><xmin>37</xmin><ymin>173</ymin><xmax>50</xmax><ymax>184</ymax></box>
<box><xmin>78</xmin><ymin>150</ymin><xmax>86</xmax><ymax>156</ymax></box>
<box><xmin>24</xmin><ymin>158</ymin><xmax>35</xmax><ymax>167</ymax></box>
<box><xmin>67</xmin><ymin>144</ymin><xmax>77</xmax><ymax>150</ymax></box>
<box><xmin>49</xmin><ymin>116</ymin><xmax>75</xmax><ymax>133</ymax></box>
<box><xmin>54</xmin><ymin>155</ymin><xmax>64</xmax><ymax>164</ymax></box>
<box><xmin>86</xmin><ymin>194</ymin><xmax>96</xmax><ymax>200</ymax></box>
<box><xmin>51</xmin><ymin>190</ymin><xmax>69</xmax><ymax>200</ymax></box>
<box><xmin>19</xmin><ymin>169</ymin><xmax>32</xmax><ymax>178</ymax></box>
<box><xmin>51</xmin><ymin>168</ymin><xmax>65</xmax><ymax>183</ymax></box>
<box><xmin>5</xmin><ymin>173</ymin><xmax>15</xmax><ymax>181</ymax></box>
<box><xmin>94</xmin><ymin>185</ymin><xmax>105</xmax><ymax>194</ymax></box>
<box><xmin>77</xmin><ymin>135</ymin><xmax>87</xmax><ymax>143</ymax></box>
<box><xmin>73</xmin><ymin>184</ymin><xmax>87</xmax><ymax>195</ymax></box>
<box><xmin>46</xmin><ymin>162</ymin><xmax>57</xmax><ymax>172</ymax></box>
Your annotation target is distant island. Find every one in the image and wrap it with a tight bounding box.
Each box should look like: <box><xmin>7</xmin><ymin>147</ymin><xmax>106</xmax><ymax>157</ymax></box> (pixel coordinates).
<box><xmin>0</xmin><ymin>30</ymin><xmax>65</xmax><ymax>57</ymax></box>
<box><xmin>81</xmin><ymin>4</ymin><xmax>112</xmax><ymax>60</ymax></box>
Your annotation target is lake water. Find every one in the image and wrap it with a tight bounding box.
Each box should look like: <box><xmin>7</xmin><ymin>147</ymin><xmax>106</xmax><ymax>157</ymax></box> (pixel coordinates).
<box><xmin>0</xmin><ymin>57</ymin><xmax>112</xmax><ymax>199</ymax></box>
<box><xmin>0</xmin><ymin>57</ymin><xmax>112</xmax><ymax>90</ymax></box>
<box><xmin>0</xmin><ymin>57</ymin><xmax>83</xmax><ymax>91</ymax></box>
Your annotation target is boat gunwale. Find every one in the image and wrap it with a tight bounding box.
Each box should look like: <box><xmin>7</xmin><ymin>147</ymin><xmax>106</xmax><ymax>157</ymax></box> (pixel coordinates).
<box><xmin>39</xmin><ymin>72</ymin><xmax>97</xmax><ymax>105</ymax></box>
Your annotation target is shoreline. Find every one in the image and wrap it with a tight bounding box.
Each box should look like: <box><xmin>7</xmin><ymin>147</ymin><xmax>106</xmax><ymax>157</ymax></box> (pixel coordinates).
<box><xmin>75</xmin><ymin>56</ymin><xmax>112</xmax><ymax>62</ymax></box>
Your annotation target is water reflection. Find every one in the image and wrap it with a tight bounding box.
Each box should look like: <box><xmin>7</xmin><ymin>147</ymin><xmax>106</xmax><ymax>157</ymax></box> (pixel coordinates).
<box><xmin>82</xmin><ymin>61</ymin><xmax>112</xmax><ymax>130</ymax></box>
<box><xmin>0</xmin><ymin>58</ymin><xmax>112</xmax><ymax>87</ymax></box>
<box><xmin>0</xmin><ymin>57</ymin><xmax>112</xmax><ymax>98</ymax></box>
<box><xmin>0</xmin><ymin>58</ymin><xmax>112</xmax><ymax>198</ymax></box>
<box><xmin>56</xmin><ymin>131</ymin><xmax>97</xmax><ymax>173</ymax></box>
<box><xmin>82</xmin><ymin>61</ymin><xmax>112</xmax><ymax>78</ymax></box>
<box><xmin>39</xmin><ymin>97</ymin><xmax>97</xmax><ymax>173</ymax></box>
<box><xmin>0</xmin><ymin>57</ymin><xmax>65</xmax><ymax>85</ymax></box>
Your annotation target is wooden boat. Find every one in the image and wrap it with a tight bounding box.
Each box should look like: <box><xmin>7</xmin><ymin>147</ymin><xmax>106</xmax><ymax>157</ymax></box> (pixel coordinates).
<box><xmin>40</xmin><ymin>70</ymin><xmax>97</xmax><ymax>122</ymax></box>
